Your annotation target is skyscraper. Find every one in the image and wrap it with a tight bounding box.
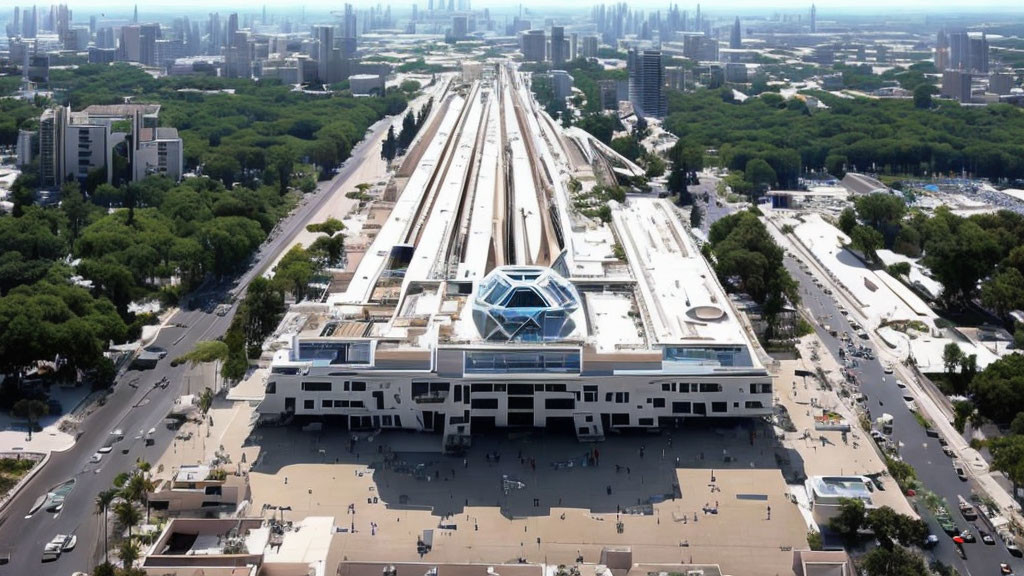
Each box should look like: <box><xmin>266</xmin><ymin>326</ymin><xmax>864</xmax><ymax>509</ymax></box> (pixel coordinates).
<box><xmin>729</xmin><ymin>17</ymin><xmax>741</xmax><ymax>49</ymax></box>
<box><xmin>935</xmin><ymin>29</ymin><xmax>949</xmax><ymax>70</ymax></box>
<box><xmin>628</xmin><ymin>48</ymin><xmax>666</xmax><ymax>118</ymax></box>
<box><xmin>550</xmin><ymin>26</ymin><xmax>566</xmax><ymax>65</ymax></box>
<box><xmin>810</xmin><ymin>4</ymin><xmax>816</xmax><ymax>33</ymax></box>
<box><xmin>520</xmin><ymin>29</ymin><xmax>546</xmax><ymax>63</ymax></box>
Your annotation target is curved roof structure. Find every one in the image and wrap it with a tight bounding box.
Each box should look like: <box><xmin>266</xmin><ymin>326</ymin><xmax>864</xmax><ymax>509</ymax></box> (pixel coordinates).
<box><xmin>471</xmin><ymin>266</ymin><xmax>580</xmax><ymax>342</ymax></box>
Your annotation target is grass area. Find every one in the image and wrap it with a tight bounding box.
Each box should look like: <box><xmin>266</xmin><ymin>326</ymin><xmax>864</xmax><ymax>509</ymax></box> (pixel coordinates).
<box><xmin>0</xmin><ymin>457</ymin><xmax>38</xmax><ymax>496</ymax></box>
<box><xmin>912</xmin><ymin>410</ymin><xmax>934</xmax><ymax>430</ymax></box>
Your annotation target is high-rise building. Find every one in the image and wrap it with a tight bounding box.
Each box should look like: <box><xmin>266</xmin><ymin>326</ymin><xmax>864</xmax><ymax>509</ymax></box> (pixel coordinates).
<box><xmin>520</xmin><ymin>29</ymin><xmax>546</xmax><ymax>63</ymax></box>
<box><xmin>944</xmin><ymin>29</ymin><xmax>988</xmax><ymax>73</ymax></box>
<box><xmin>969</xmin><ymin>33</ymin><xmax>989</xmax><ymax>74</ymax></box>
<box><xmin>38</xmin><ymin>106</ymin><xmax>112</xmax><ymax>189</ymax></box>
<box><xmin>581</xmin><ymin>35</ymin><xmax>598</xmax><ymax>59</ymax></box>
<box><xmin>570</xmin><ymin>32</ymin><xmax>578</xmax><ymax>61</ymax></box>
<box><xmin>810</xmin><ymin>4</ymin><xmax>816</xmax><ymax>33</ymax></box>
<box><xmin>451</xmin><ymin>15</ymin><xmax>468</xmax><ymax>40</ymax></box>
<box><xmin>550</xmin><ymin>26</ymin><xmax>566</xmax><ymax>65</ymax></box>
<box><xmin>208</xmin><ymin>13</ymin><xmax>222</xmax><ymax>55</ymax></box>
<box><xmin>628</xmin><ymin>48</ymin><xmax>666</xmax><ymax>118</ymax></box>
<box><xmin>729</xmin><ymin>17</ymin><xmax>741</xmax><ymax>50</ymax></box>
<box><xmin>935</xmin><ymin>29</ymin><xmax>949</xmax><ymax>71</ymax></box>
<box><xmin>314</xmin><ymin>25</ymin><xmax>339</xmax><ymax>84</ymax></box>
<box><xmin>941</xmin><ymin>70</ymin><xmax>972</xmax><ymax>103</ymax></box>
<box><xmin>990</xmin><ymin>73</ymin><xmax>1014</xmax><ymax>96</ymax></box>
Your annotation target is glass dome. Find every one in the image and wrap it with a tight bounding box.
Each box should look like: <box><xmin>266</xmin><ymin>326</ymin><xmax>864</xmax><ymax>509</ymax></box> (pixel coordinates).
<box><xmin>471</xmin><ymin>266</ymin><xmax>581</xmax><ymax>342</ymax></box>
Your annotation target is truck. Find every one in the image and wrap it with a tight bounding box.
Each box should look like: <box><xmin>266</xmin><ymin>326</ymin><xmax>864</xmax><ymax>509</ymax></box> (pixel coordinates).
<box><xmin>957</xmin><ymin>495</ymin><xmax>978</xmax><ymax>521</ymax></box>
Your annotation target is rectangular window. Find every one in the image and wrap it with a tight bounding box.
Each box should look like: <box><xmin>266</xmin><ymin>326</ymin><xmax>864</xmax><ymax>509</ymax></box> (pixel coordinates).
<box><xmin>662</xmin><ymin>383</ymin><xmax>671</xmax><ymax>391</ymax></box>
<box><xmin>394</xmin><ymin>415</ymin><xmax>402</xmax><ymax>427</ymax></box>
<box><xmin>711</xmin><ymin>402</ymin><xmax>727</xmax><ymax>413</ymax></box>
<box><xmin>745</xmin><ymin>401</ymin><xmax>764</xmax><ymax>409</ymax></box>
<box><xmin>322</xmin><ymin>399</ymin><xmax>333</xmax><ymax>408</ymax></box>
<box><xmin>508</xmin><ymin>397</ymin><xmax>534</xmax><ymax>410</ymax></box>
<box><xmin>605</xmin><ymin>392</ymin><xmax>613</xmax><ymax>402</ymax></box>
<box><xmin>339</xmin><ymin>400</ymin><xmax>349</xmax><ymax>408</ymax></box>
<box><xmin>611</xmin><ymin>413</ymin><xmax>629</xmax><ymax>426</ymax></box>
<box><xmin>351</xmin><ymin>381</ymin><xmax>366</xmax><ymax>391</ymax></box>
<box><xmin>471</xmin><ymin>384</ymin><xmax>493</xmax><ymax>392</ymax></box>
<box><xmin>693</xmin><ymin>403</ymin><xmax>707</xmax><ymax>415</ymax></box>
<box><xmin>545</xmin><ymin>384</ymin><xmax>567</xmax><ymax>392</ymax></box>
<box><xmin>653</xmin><ymin>398</ymin><xmax>665</xmax><ymax>408</ymax></box>
<box><xmin>544</xmin><ymin>398</ymin><xmax>575</xmax><ymax>410</ymax></box>
<box><xmin>494</xmin><ymin>384</ymin><xmax>506</xmax><ymax>392</ymax></box>
<box><xmin>638</xmin><ymin>417</ymin><xmax>654</xmax><ymax>426</ymax></box>
<box><xmin>303</xmin><ymin>399</ymin><xmax>314</xmax><ymax>410</ymax></box>
<box><xmin>266</xmin><ymin>381</ymin><xmax>276</xmax><ymax>394</ymax></box>
<box><xmin>672</xmin><ymin>401</ymin><xmax>691</xmax><ymax>414</ymax></box>
<box><xmin>301</xmin><ymin>382</ymin><xmax>331</xmax><ymax>392</ymax></box>
<box><xmin>382</xmin><ymin>415</ymin><xmax>393</xmax><ymax>426</ymax></box>
<box><xmin>464</xmin><ymin>350</ymin><xmax>581</xmax><ymax>374</ymax></box>
<box><xmin>471</xmin><ymin>398</ymin><xmax>499</xmax><ymax>409</ymax></box>
<box><xmin>508</xmin><ymin>384</ymin><xmax>534</xmax><ymax>396</ymax></box>
<box><xmin>508</xmin><ymin>412</ymin><xmax>533</xmax><ymax>426</ymax></box>
<box><xmin>699</xmin><ymin>383</ymin><xmax>722</xmax><ymax>393</ymax></box>
<box><xmin>454</xmin><ymin>385</ymin><xmax>462</xmax><ymax>403</ymax></box>
<box><xmin>350</xmin><ymin>401</ymin><xmax>364</xmax><ymax>408</ymax></box>
<box><xmin>412</xmin><ymin>381</ymin><xmax>429</xmax><ymax>396</ymax></box>
<box><xmin>584</xmin><ymin>391</ymin><xmax>597</xmax><ymax>402</ymax></box>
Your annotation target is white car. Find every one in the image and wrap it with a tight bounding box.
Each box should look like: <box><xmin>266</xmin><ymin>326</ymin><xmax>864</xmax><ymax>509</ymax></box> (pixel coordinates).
<box><xmin>884</xmin><ymin>364</ymin><xmax>893</xmax><ymax>374</ymax></box>
<box><xmin>89</xmin><ymin>452</ymin><xmax>102</xmax><ymax>463</ymax></box>
<box><xmin>54</xmin><ymin>534</ymin><xmax>76</xmax><ymax>551</ymax></box>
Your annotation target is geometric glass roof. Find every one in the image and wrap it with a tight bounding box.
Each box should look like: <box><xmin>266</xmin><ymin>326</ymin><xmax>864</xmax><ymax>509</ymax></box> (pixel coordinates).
<box><xmin>471</xmin><ymin>266</ymin><xmax>580</xmax><ymax>342</ymax></box>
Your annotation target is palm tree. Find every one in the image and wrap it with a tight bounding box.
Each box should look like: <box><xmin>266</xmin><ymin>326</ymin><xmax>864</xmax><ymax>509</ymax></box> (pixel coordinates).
<box><xmin>123</xmin><ymin>467</ymin><xmax>156</xmax><ymax>522</ymax></box>
<box><xmin>113</xmin><ymin>500</ymin><xmax>141</xmax><ymax>539</ymax></box>
<box><xmin>95</xmin><ymin>489</ymin><xmax>118</xmax><ymax>564</ymax></box>
<box><xmin>118</xmin><ymin>538</ymin><xmax>140</xmax><ymax>570</ymax></box>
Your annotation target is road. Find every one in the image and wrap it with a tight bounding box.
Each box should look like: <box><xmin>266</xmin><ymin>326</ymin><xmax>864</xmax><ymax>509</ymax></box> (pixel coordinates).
<box><xmin>696</xmin><ymin>180</ymin><xmax>1022</xmax><ymax>574</ymax></box>
<box><xmin>782</xmin><ymin>228</ymin><xmax>1024</xmax><ymax>575</ymax></box>
<box><xmin>0</xmin><ymin>116</ymin><xmax>393</xmax><ymax>575</ymax></box>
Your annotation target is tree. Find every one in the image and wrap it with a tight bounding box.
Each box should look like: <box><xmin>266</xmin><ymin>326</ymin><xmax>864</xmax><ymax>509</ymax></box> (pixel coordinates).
<box><xmin>981</xmin><ymin>267</ymin><xmax>1024</xmax><ymax>318</ymax></box>
<box><xmin>744</xmin><ymin>158</ymin><xmax>777</xmax><ymax>195</ymax></box>
<box><xmin>825</xmin><ymin>154</ymin><xmax>848</xmax><ymax>179</ymax></box>
<box><xmin>1012</xmin><ymin>413</ymin><xmax>1024</xmax><ymax>436</ymax></box>
<box><xmin>173</xmin><ymin>340</ymin><xmax>229</xmax><ymax>367</ymax></box>
<box><xmin>306</xmin><ymin>218</ymin><xmax>345</xmax><ymax>236</ymax></box>
<box><xmin>113</xmin><ymin>499</ymin><xmax>141</xmax><ymax>539</ymax></box>
<box><xmin>971</xmin><ymin>353</ymin><xmax>1024</xmax><ymax>424</ymax></box>
<box><xmin>855</xmin><ymin>194</ymin><xmax>906</xmax><ymax>235</ymax></box>
<box><xmin>942</xmin><ymin>342</ymin><xmax>962</xmax><ymax>373</ymax></box>
<box><xmin>865</xmin><ymin>506</ymin><xmax>928</xmax><ymax>548</ymax></box>
<box><xmin>913</xmin><ymin>84</ymin><xmax>935</xmax><ymax>109</ymax></box>
<box><xmin>952</xmin><ymin>400</ymin><xmax>976</xmax><ymax>434</ymax></box>
<box><xmin>273</xmin><ymin>245</ymin><xmax>315</xmax><ymax>302</ymax></box>
<box><xmin>118</xmin><ymin>538</ymin><xmax>140</xmax><ymax>570</ymax></box>
<box><xmin>989</xmin><ymin>434</ymin><xmax>1024</xmax><ymax>497</ymax></box>
<box><xmin>96</xmin><ymin>488</ymin><xmax>118</xmax><ymax>564</ymax></box>
<box><xmin>849</xmin><ymin>225</ymin><xmax>884</xmax><ymax>264</ymax></box>
<box><xmin>381</xmin><ymin>125</ymin><xmax>398</xmax><ymax>162</ymax></box>
<box><xmin>690</xmin><ymin>205</ymin><xmax>703</xmax><ymax>229</ymax></box>
<box><xmin>859</xmin><ymin>545</ymin><xmax>929</xmax><ymax>576</ymax></box>
<box><xmin>838</xmin><ymin>207</ymin><xmax>857</xmax><ymax>235</ymax></box>
<box><xmin>829</xmin><ymin>498</ymin><xmax>866</xmax><ymax>544</ymax></box>
<box><xmin>12</xmin><ymin>399</ymin><xmax>48</xmax><ymax>439</ymax></box>
<box><xmin>61</xmin><ymin>181</ymin><xmax>91</xmax><ymax>251</ymax></box>
<box><xmin>886</xmin><ymin>262</ymin><xmax>911</xmax><ymax>278</ymax></box>
<box><xmin>92</xmin><ymin>562</ymin><xmax>117</xmax><ymax>576</ymax></box>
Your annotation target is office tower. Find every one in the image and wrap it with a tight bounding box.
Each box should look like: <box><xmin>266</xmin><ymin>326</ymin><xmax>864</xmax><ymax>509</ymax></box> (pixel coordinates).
<box><xmin>550</xmin><ymin>70</ymin><xmax>573</xmax><ymax>101</ymax></box>
<box><xmin>451</xmin><ymin>15</ymin><xmax>468</xmax><ymax>40</ymax></box>
<box><xmin>695</xmin><ymin>4</ymin><xmax>701</xmax><ymax>34</ymax></box>
<box><xmin>969</xmin><ymin>33</ymin><xmax>989</xmax><ymax>74</ymax></box>
<box><xmin>935</xmin><ymin>29</ymin><xmax>949</xmax><ymax>70</ymax></box>
<box><xmin>428</xmin><ymin>0</ymin><xmax>433</xmax><ymax>12</ymax></box>
<box><xmin>683</xmin><ymin>34</ymin><xmax>719</xmax><ymax>62</ymax></box>
<box><xmin>550</xmin><ymin>26</ymin><xmax>566</xmax><ymax>65</ymax></box>
<box><xmin>810</xmin><ymin>4</ymin><xmax>816</xmax><ymax>33</ymax></box>
<box><xmin>10</xmin><ymin>7</ymin><xmax>20</xmax><ymax>37</ymax></box>
<box><xmin>520</xmin><ymin>29</ymin><xmax>546</xmax><ymax>63</ymax></box>
<box><xmin>226</xmin><ymin>13</ymin><xmax>238</xmax><ymax>47</ymax></box>
<box><xmin>941</xmin><ymin>70</ymin><xmax>972</xmax><ymax>103</ymax></box>
<box><xmin>570</xmin><ymin>33</ymin><xmax>578</xmax><ymax>61</ymax></box>
<box><xmin>38</xmin><ymin>106</ymin><xmax>112</xmax><ymax>189</ymax></box>
<box><xmin>314</xmin><ymin>25</ymin><xmax>336</xmax><ymax>84</ymax></box>
<box><xmin>628</xmin><ymin>48</ymin><xmax>666</xmax><ymax>118</ymax></box>
<box><xmin>990</xmin><ymin>73</ymin><xmax>1014</xmax><ymax>96</ymax></box>
<box><xmin>140</xmin><ymin>23</ymin><xmax>160</xmax><ymax>66</ymax></box>
<box><xmin>412</xmin><ymin>4</ymin><xmax>418</xmax><ymax>22</ymax></box>
<box><xmin>208</xmin><ymin>13</ymin><xmax>221</xmax><ymax>55</ymax></box>
<box><xmin>729</xmin><ymin>17</ymin><xmax>741</xmax><ymax>49</ymax></box>
<box><xmin>133</xmin><ymin>4</ymin><xmax>138</xmax><ymax>23</ymax></box>
<box><xmin>948</xmin><ymin>30</ymin><xmax>968</xmax><ymax>70</ymax></box>
<box><xmin>581</xmin><ymin>35</ymin><xmax>598</xmax><ymax>59</ymax></box>
<box><xmin>262</xmin><ymin>5</ymin><xmax>267</xmax><ymax>25</ymax></box>
<box><xmin>96</xmin><ymin>27</ymin><xmax>115</xmax><ymax>48</ymax></box>
<box><xmin>120</xmin><ymin>25</ymin><xmax>142</xmax><ymax>62</ymax></box>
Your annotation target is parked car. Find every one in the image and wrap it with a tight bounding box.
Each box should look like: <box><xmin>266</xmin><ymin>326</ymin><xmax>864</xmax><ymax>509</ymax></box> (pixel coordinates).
<box><xmin>979</xmin><ymin>530</ymin><xmax>995</xmax><ymax>545</ymax></box>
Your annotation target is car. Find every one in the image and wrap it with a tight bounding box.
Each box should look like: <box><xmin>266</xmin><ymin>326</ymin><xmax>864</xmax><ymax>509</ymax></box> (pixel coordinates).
<box><xmin>923</xmin><ymin>534</ymin><xmax>939</xmax><ymax>549</ymax></box>
<box><xmin>958</xmin><ymin>530</ymin><xmax>976</xmax><ymax>543</ymax></box>
<box><xmin>979</xmin><ymin>530</ymin><xmax>995</xmax><ymax>545</ymax></box>
<box><xmin>884</xmin><ymin>363</ymin><xmax>894</xmax><ymax>374</ymax></box>
<box><xmin>89</xmin><ymin>452</ymin><xmax>102</xmax><ymax>463</ymax></box>
<box><xmin>143</xmin><ymin>346</ymin><xmax>167</xmax><ymax>359</ymax></box>
<box><xmin>939</xmin><ymin>437</ymin><xmax>949</xmax><ymax>447</ymax></box>
<box><xmin>54</xmin><ymin>534</ymin><xmax>76</xmax><ymax>552</ymax></box>
<box><xmin>41</xmin><ymin>542</ymin><xmax>62</xmax><ymax>562</ymax></box>
<box><xmin>955</xmin><ymin>465</ymin><xmax>968</xmax><ymax>481</ymax></box>
<box><xmin>942</xmin><ymin>446</ymin><xmax>956</xmax><ymax>457</ymax></box>
<box><xmin>1001</xmin><ymin>563</ymin><xmax>1013</xmax><ymax>574</ymax></box>
<box><xmin>896</xmin><ymin>380</ymin><xmax>907</xmax><ymax>389</ymax></box>
<box><xmin>926</xmin><ymin>428</ymin><xmax>940</xmax><ymax>438</ymax></box>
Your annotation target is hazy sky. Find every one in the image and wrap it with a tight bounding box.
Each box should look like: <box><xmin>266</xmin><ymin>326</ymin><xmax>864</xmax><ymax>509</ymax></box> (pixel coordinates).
<box><xmin>30</xmin><ymin>0</ymin><xmax>1024</xmax><ymax>13</ymax></box>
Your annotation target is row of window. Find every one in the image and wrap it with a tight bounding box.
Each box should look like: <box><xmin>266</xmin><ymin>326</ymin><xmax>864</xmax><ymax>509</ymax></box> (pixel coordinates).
<box><xmin>660</xmin><ymin>382</ymin><xmax>723</xmax><ymax>393</ymax></box>
<box><xmin>306</xmin><ymin>399</ymin><xmax>366</xmax><ymax>409</ymax></box>
<box><xmin>471</xmin><ymin>397</ymin><xmax>577</xmax><ymax>411</ymax></box>
<box><xmin>300</xmin><ymin>381</ymin><xmax>367</xmax><ymax>392</ymax></box>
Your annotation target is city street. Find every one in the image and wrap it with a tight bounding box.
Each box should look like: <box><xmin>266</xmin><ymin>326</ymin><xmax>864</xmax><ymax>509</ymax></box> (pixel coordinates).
<box><xmin>0</xmin><ymin>115</ymin><xmax>394</xmax><ymax>575</ymax></box>
<box><xmin>698</xmin><ymin>180</ymin><xmax>1023</xmax><ymax>574</ymax></box>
